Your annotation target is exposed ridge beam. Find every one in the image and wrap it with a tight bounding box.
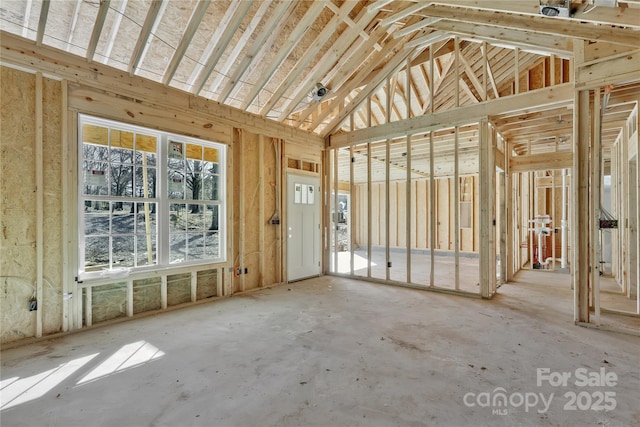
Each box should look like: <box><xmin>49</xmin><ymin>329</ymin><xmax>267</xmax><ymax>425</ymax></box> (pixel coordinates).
<box><xmin>258</xmin><ymin>0</ymin><xmax>359</xmax><ymax>117</ymax></box>
<box><xmin>206</xmin><ymin>0</ymin><xmax>272</xmax><ymax>95</ymax></box>
<box><xmin>128</xmin><ymin>0</ymin><xmax>165</xmax><ymax>76</ymax></box>
<box><xmin>217</xmin><ymin>0</ymin><xmax>296</xmax><ymax>104</ymax></box>
<box><xmin>35</xmin><ymin>0</ymin><xmax>50</xmax><ymax>46</ymax></box>
<box><xmin>240</xmin><ymin>1</ymin><xmax>326</xmax><ymax>111</ymax></box>
<box><xmin>86</xmin><ymin>0</ymin><xmax>111</xmax><ymax>63</ymax></box>
<box><xmin>192</xmin><ymin>0</ymin><xmax>254</xmax><ymax>96</ymax></box>
<box><xmin>422</xmin><ymin>3</ymin><xmax>640</xmax><ymax>47</ymax></box>
<box><xmin>162</xmin><ymin>0</ymin><xmax>211</xmax><ymax>86</ymax></box>
<box><xmin>330</xmin><ymin>83</ymin><xmax>573</xmax><ymax>147</ymax></box>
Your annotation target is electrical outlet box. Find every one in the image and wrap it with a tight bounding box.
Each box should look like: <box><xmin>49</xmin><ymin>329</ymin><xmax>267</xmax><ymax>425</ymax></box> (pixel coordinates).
<box><xmin>270</xmin><ymin>219</ymin><xmax>280</xmax><ymax>225</ymax></box>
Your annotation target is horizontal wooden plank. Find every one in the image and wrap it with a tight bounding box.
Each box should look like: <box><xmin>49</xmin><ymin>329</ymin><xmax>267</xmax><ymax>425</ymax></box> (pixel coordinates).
<box><xmin>422</xmin><ymin>3</ymin><xmax>640</xmax><ymax>47</ymax></box>
<box><xmin>510</xmin><ymin>151</ymin><xmax>573</xmax><ymax>172</ymax></box>
<box><xmin>330</xmin><ymin>83</ymin><xmax>573</xmax><ymax>147</ymax></box>
<box><xmin>69</xmin><ymin>85</ymin><xmax>233</xmax><ymax>144</ymax></box>
<box><xmin>430</xmin><ymin>20</ymin><xmax>573</xmax><ymax>57</ymax></box>
<box><xmin>576</xmin><ymin>48</ymin><xmax>640</xmax><ymax>89</ymax></box>
<box><xmin>535</xmin><ymin>176</ymin><xmax>567</xmax><ymax>187</ymax></box>
<box><xmin>0</xmin><ymin>30</ymin><xmax>324</xmax><ymax>147</ymax></box>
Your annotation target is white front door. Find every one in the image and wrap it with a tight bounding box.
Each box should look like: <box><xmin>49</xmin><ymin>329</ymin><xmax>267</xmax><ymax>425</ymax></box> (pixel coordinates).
<box><xmin>287</xmin><ymin>174</ymin><xmax>321</xmax><ymax>281</ymax></box>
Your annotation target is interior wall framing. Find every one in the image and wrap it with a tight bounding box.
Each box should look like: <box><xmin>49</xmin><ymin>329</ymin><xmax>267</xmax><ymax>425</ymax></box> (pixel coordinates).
<box><xmin>327</xmin><ymin>123</ymin><xmax>484</xmax><ymax>297</ymax></box>
<box><xmin>572</xmin><ymin>40</ymin><xmax>640</xmax><ymax>328</ymax></box>
<box><xmin>0</xmin><ymin>40</ymin><xmax>323</xmax><ymax>344</ymax></box>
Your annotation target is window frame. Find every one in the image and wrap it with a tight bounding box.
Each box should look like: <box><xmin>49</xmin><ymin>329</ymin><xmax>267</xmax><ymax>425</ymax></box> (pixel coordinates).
<box><xmin>78</xmin><ymin>114</ymin><xmax>226</xmax><ymax>280</ymax></box>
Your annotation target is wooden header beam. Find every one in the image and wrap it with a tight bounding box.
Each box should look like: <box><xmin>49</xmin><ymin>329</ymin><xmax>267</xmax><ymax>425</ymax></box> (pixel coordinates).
<box><xmin>510</xmin><ymin>151</ymin><xmax>573</xmax><ymax>172</ymax></box>
<box><xmin>329</xmin><ymin>83</ymin><xmax>573</xmax><ymax>147</ymax></box>
<box><xmin>0</xmin><ymin>30</ymin><xmax>323</xmax><ymax>146</ymax></box>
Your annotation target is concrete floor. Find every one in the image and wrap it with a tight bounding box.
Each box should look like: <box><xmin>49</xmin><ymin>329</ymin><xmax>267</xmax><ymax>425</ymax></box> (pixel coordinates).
<box><xmin>1</xmin><ymin>273</ymin><xmax>639</xmax><ymax>427</ymax></box>
<box><xmin>333</xmin><ymin>249</ymin><xmax>481</xmax><ymax>294</ymax></box>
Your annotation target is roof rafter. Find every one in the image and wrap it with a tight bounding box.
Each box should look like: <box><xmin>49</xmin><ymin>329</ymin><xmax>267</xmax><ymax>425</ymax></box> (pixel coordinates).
<box><xmin>298</xmin><ymin>27</ymin><xmax>411</xmax><ymax>130</ymax></box>
<box><xmin>240</xmin><ymin>1</ymin><xmax>327</xmax><ymax>111</ymax></box>
<box><xmin>65</xmin><ymin>0</ymin><xmax>83</xmax><ymax>52</ymax></box>
<box><xmin>279</xmin><ymin>3</ymin><xmax>419</xmax><ymax>123</ymax></box>
<box><xmin>35</xmin><ymin>0</ymin><xmax>50</xmax><ymax>46</ymax></box>
<box><xmin>258</xmin><ymin>0</ymin><xmax>359</xmax><ymax>117</ymax></box>
<box><xmin>86</xmin><ymin>0</ymin><xmax>111</xmax><ymax>63</ymax></box>
<box><xmin>205</xmin><ymin>0</ymin><xmax>272</xmax><ymax>96</ymax></box>
<box><xmin>128</xmin><ymin>0</ymin><xmax>165</xmax><ymax>76</ymax></box>
<box><xmin>192</xmin><ymin>0</ymin><xmax>254</xmax><ymax>96</ymax></box>
<box><xmin>320</xmin><ymin>42</ymin><xmax>418</xmax><ymax>136</ymax></box>
<box><xmin>217</xmin><ymin>0</ymin><xmax>296</xmax><ymax>104</ymax></box>
<box><xmin>98</xmin><ymin>0</ymin><xmax>127</xmax><ymax>64</ymax></box>
<box><xmin>422</xmin><ymin>53</ymin><xmax>455</xmax><ymax>114</ymax></box>
<box><xmin>286</xmin><ymin>19</ymin><xmax>393</xmax><ymax>124</ymax></box>
<box><xmin>162</xmin><ymin>0</ymin><xmax>211</xmax><ymax>86</ymax></box>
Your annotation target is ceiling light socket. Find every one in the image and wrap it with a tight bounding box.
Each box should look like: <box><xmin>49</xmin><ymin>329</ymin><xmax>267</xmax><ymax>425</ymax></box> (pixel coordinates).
<box><xmin>312</xmin><ymin>83</ymin><xmax>329</xmax><ymax>101</ymax></box>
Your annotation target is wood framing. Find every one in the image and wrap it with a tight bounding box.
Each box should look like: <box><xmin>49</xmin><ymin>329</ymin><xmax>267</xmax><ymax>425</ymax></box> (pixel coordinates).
<box><xmin>330</xmin><ymin>84</ymin><xmax>573</xmax><ymax>147</ymax></box>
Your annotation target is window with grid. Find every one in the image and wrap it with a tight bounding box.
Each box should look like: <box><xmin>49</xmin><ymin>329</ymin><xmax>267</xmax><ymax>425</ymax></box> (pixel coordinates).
<box><xmin>79</xmin><ymin>115</ymin><xmax>225</xmax><ymax>279</ymax></box>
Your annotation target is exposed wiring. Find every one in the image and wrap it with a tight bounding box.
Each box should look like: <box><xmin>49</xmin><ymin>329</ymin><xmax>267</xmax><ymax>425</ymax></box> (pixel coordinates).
<box><xmin>1</xmin><ymin>275</ymin><xmax>63</xmax><ymax>295</ymax></box>
<box><xmin>270</xmin><ymin>138</ymin><xmax>281</xmax><ymax>225</ymax></box>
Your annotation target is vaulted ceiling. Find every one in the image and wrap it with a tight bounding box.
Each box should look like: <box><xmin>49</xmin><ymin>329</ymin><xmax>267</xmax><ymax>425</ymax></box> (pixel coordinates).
<box><xmin>1</xmin><ymin>0</ymin><xmax>639</xmax><ymax>145</ymax></box>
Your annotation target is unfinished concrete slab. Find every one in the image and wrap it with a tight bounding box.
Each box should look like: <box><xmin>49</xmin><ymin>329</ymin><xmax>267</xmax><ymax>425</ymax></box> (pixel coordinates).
<box><xmin>2</xmin><ymin>275</ymin><xmax>638</xmax><ymax>426</ymax></box>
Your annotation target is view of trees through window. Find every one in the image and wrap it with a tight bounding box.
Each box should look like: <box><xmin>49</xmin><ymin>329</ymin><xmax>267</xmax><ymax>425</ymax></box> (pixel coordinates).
<box><xmin>79</xmin><ymin>115</ymin><xmax>225</xmax><ymax>277</ymax></box>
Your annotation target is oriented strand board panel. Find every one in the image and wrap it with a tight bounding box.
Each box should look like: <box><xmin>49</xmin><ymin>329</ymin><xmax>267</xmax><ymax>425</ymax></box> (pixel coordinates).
<box><xmin>1</xmin><ymin>67</ymin><xmax>37</xmax><ymax>343</ymax></box>
<box><xmin>1</xmin><ymin>68</ymin><xmax>64</xmax><ymax>343</ymax></box>
<box><xmin>231</xmin><ymin>129</ymin><xmax>284</xmax><ymax>292</ymax></box>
